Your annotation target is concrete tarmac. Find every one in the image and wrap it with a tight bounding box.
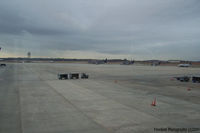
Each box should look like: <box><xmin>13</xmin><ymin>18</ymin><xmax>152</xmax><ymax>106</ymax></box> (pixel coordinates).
<box><xmin>0</xmin><ymin>63</ymin><xmax>200</xmax><ymax>133</ymax></box>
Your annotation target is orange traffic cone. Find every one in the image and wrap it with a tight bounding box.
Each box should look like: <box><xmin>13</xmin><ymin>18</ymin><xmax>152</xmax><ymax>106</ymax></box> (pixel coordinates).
<box><xmin>151</xmin><ymin>98</ymin><xmax>156</xmax><ymax>106</ymax></box>
<box><xmin>187</xmin><ymin>88</ymin><xmax>191</xmax><ymax>91</ymax></box>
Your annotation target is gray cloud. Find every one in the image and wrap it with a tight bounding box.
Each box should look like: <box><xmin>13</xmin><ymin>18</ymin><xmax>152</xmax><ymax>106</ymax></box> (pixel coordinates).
<box><xmin>0</xmin><ymin>0</ymin><xmax>200</xmax><ymax>60</ymax></box>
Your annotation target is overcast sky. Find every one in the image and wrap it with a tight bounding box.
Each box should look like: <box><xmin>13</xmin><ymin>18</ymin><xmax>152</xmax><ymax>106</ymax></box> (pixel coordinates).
<box><xmin>0</xmin><ymin>0</ymin><xmax>200</xmax><ymax>60</ymax></box>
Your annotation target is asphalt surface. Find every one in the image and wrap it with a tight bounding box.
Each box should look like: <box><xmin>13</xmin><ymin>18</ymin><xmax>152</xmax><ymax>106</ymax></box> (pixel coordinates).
<box><xmin>0</xmin><ymin>63</ymin><xmax>200</xmax><ymax>133</ymax></box>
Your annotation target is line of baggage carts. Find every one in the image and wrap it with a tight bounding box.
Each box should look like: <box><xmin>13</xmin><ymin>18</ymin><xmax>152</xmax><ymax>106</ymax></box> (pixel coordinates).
<box><xmin>0</xmin><ymin>64</ymin><xmax>6</xmax><ymax>67</ymax></box>
<box><xmin>174</xmin><ymin>76</ymin><xmax>200</xmax><ymax>83</ymax></box>
<box><xmin>58</xmin><ymin>73</ymin><xmax>89</xmax><ymax>80</ymax></box>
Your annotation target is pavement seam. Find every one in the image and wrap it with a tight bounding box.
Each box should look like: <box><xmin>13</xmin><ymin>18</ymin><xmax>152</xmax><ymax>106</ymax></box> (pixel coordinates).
<box><xmin>17</xmin><ymin>85</ymin><xmax>24</xmax><ymax>133</ymax></box>
<box><xmin>18</xmin><ymin>65</ymin><xmax>26</xmax><ymax>133</ymax></box>
<box><xmin>14</xmin><ymin>64</ymin><xmax>24</xmax><ymax>133</ymax></box>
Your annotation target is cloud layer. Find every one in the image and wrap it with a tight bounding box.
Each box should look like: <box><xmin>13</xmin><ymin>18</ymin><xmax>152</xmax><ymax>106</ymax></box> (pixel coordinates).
<box><xmin>0</xmin><ymin>0</ymin><xmax>200</xmax><ymax>60</ymax></box>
